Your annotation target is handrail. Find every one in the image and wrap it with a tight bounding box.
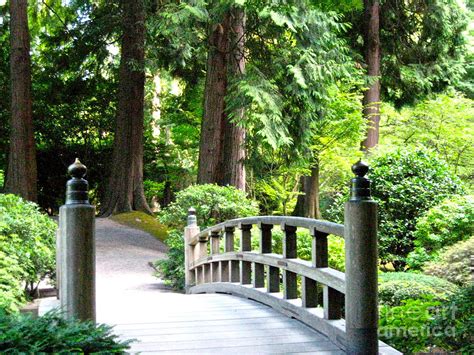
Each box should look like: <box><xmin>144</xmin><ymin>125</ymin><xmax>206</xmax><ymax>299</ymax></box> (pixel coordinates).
<box><xmin>188</xmin><ymin>216</ymin><xmax>344</xmax><ymax>246</ymax></box>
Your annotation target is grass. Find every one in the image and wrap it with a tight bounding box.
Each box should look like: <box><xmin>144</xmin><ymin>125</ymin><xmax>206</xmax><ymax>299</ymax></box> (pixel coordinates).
<box><xmin>110</xmin><ymin>211</ymin><xmax>168</xmax><ymax>242</ymax></box>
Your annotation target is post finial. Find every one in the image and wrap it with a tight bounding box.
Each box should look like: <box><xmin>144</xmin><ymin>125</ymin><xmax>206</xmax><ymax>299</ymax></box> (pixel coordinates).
<box><xmin>187</xmin><ymin>207</ymin><xmax>197</xmax><ymax>226</ymax></box>
<box><xmin>350</xmin><ymin>160</ymin><xmax>372</xmax><ymax>201</ymax></box>
<box><xmin>65</xmin><ymin>158</ymin><xmax>89</xmax><ymax>205</ymax></box>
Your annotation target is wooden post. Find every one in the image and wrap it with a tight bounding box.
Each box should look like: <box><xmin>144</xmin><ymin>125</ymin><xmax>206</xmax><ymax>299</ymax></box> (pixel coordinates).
<box><xmin>240</xmin><ymin>224</ymin><xmax>252</xmax><ymax>284</ymax></box>
<box><xmin>344</xmin><ymin>161</ymin><xmax>379</xmax><ymax>354</ymax></box>
<box><xmin>184</xmin><ymin>208</ymin><xmax>200</xmax><ymax>291</ymax></box>
<box><xmin>58</xmin><ymin>159</ymin><xmax>95</xmax><ymax>322</ymax></box>
<box><xmin>282</xmin><ymin>223</ymin><xmax>297</xmax><ymax>299</ymax></box>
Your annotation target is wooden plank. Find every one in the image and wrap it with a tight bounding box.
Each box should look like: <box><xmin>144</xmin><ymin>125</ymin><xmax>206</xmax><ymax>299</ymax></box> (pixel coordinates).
<box><xmin>116</xmin><ymin>318</ymin><xmax>305</xmax><ymax>337</ymax></box>
<box><xmin>129</xmin><ymin>333</ymin><xmax>337</xmax><ymax>352</ymax></box>
<box><xmin>122</xmin><ymin>326</ymin><xmax>326</xmax><ymax>344</ymax></box>
<box><xmin>138</xmin><ymin>342</ymin><xmax>342</xmax><ymax>354</ymax></box>
<box><xmin>114</xmin><ymin>315</ymin><xmax>291</xmax><ymax>331</ymax></box>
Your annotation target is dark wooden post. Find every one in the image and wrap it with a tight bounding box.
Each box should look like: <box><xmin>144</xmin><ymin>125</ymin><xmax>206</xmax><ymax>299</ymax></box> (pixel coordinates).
<box><xmin>344</xmin><ymin>160</ymin><xmax>378</xmax><ymax>354</ymax></box>
<box><xmin>239</xmin><ymin>224</ymin><xmax>252</xmax><ymax>284</ymax></box>
<box><xmin>58</xmin><ymin>159</ymin><xmax>95</xmax><ymax>322</ymax></box>
<box><xmin>282</xmin><ymin>223</ymin><xmax>297</xmax><ymax>299</ymax></box>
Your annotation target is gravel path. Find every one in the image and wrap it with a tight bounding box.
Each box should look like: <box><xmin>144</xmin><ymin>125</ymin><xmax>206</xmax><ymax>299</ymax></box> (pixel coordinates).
<box><xmin>95</xmin><ymin>218</ymin><xmax>172</xmax><ymax>324</ymax></box>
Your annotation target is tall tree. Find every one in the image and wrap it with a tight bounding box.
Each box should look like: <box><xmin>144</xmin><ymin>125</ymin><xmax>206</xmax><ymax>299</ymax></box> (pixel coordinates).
<box><xmin>197</xmin><ymin>5</ymin><xmax>246</xmax><ymax>190</ymax></box>
<box><xmin>5</xmin><ymin>0</ymin><xmax>37</xmax><ymax>201</ymax></box>
<box><xmin>101</xmin><ymin>0</ymin><xmax>151</xmax><ymax>215</ymax></box>
<box><xmin>361</xmin><ymin>0</ymin><xmax>380</xmax><ymax>151</ymax></box>
<box><xmin>222</xmin><ymin>7</ymin><xmax>246</xmax><ymax>191</ymax></box>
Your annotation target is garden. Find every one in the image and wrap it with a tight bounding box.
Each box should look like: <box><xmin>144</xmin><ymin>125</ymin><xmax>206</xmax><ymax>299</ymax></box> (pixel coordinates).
<box><xmin>1</xmin><ymin>0</ymin><xmax>473</xmax><ymax>353</ymax></box>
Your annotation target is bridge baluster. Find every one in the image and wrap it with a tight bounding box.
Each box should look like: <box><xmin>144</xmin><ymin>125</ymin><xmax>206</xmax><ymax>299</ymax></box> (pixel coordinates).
<box><xmin>301</xmin><ymin>276</ymin><xmax>318</xmax><ymax>307</ymax></box>
<box><xmin>239</xmin><ymin>224</ymin><xmax>252</xmax><ymax>284</ymax></box>
<box><xmin>312</xmin><ymin>230</ymin><xmax>328</xmax><ymax>268</ymax></box>
<box><xmin>210</xmin><ymin>231</ymin><xmax>220</xmax><ymax>283</ymax></box>
<box><xmin>323</xmin><ymin>285</ymin><xmax>344</xmax><ymax>320</ymax></box>
<box><xmin>253</xmin><ymin>263</ymin><xmax>265</xmax><ymax>288</ymax></box>
<box><xmin>282</xmin><ymin>223</ymin><xmax>297</xmax><ymax>299</ymax></box>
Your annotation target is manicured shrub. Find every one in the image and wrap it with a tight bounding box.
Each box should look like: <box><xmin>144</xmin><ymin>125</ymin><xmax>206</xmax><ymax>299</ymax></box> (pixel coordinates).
<box><xmin>369</xmin><ymin>148</ymin><xmax>463</xmax><ymax>269</ymax></box>
<box><xmin>159</xmin><ymin>184</ymin><xmax>259</xmax><ymax>230</ymax></box>
<box><xmin>423</xmin><ymin>237</ymin><xmax>473</xmax><ymax>286</ymax></box>
<box><xmin>0</xmin><ymin>194</ymin><xmax>57</xmax><ymax>301</ymax></box>
<box><xmin>0</xmin><ymin>310</ymin><xmax>132</xmax><ymax>352</ymax></box>
<box><xmin>378</xmin><ymin>272</ymin><xmax>458</xmax><ymax>306</ymax></box>
<box><xmin>406</xmin><ymin>195</ymin><xmax>473</xmax><ymax>270</ymax></box>
<box><xmin>156</xmin><ymin>184</ymin><xmax>259</xmax><ymax>290</ymax></box>
<box><xmin>430</xmin><ymin>285</ymin><xmax>474</xmax><ymax>353</ymax></box>
<box><xmin>379</xmin><ymin>297</ymin><xmax>441</xmax><ymax>354</ymax></box>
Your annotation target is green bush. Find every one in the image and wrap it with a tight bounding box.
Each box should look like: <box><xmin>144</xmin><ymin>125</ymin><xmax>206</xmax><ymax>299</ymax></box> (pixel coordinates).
<box><xmin>154</xmin><ymin>230</ymin><xmax>185</xmax><ymax>290</ymax></box>
<box><xmin>159</xmin><ymin>184</ymin><xmax>259</xmax><ymax>230</ymax></box>
<box><xmin>407</xmin><ymin>195</ymin><xmax>473</xmax><ymax>269</ymax></box>
<box><xmin>379</xmin><ymin>297</ymin><xmax>441</xmax><ymax>354</ymax></box>
<box><xmin>430</xmin><ymin>285</ymin><xmax>474</xmax><ymax>353</ymax></box>
<box><xmin>379</xmin><ymin>298</ymin><xmax>440</xmax><ymax>354</ymax></box>
<box><xmin>156</xmin><ymin>184</ymin><xmax>259</xmax><ymax>290</ymax></box>
<box><xmin>0</xmin><ymin>194</ymin><xmax>57</xmax><ymax>304</ymax></box>
<box><xmin>0</xmin><ymin>235</ymin><xmax>25</xmax><ymax>313</ymax></box>
<box><xmin>378</xmin><ymin>272</ymin><xmax>458</xmax><ymax>306</ymax></box>
<box><xmin>369</xmin><ymin>148</ymin><xmax>463</xmax><ymax>269</ymax></box>
<box><xmin>423</xmin><ymin>237</ymin><xmax>473</xmax><ymax>286</ymax></box>
<box><xmin>0</xmin><ymin>310</ymin><xmax>132</xmax><ymax>352</ymax></box>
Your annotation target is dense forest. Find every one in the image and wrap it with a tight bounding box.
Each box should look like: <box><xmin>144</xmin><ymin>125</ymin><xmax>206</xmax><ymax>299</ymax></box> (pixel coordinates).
<box><xmin>0</xmin><ymin>0</ymin><xmax>473</xmax><ymax>353</ymax></box>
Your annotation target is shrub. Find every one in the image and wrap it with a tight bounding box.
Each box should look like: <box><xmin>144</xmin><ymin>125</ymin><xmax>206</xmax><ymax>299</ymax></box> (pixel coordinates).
<box><xmin>0</xmin><ymin>235</ymin><xmax>25</xmax><ymax>313</ymax></box>
<box><xmin>430</xmin><ymin>285</ymin><xmax>474</xmax><ymax>353</ymax></box>
<box><xmin>0</xmin><ymin>310</ymin><xmax>132</xmax><ymax>352</ymax></box>
<box><xmin>159</xmin><ymin>184</ymin><xmax>259</xmax><ymax>230</ymax></box>
<box><xmin>378</xmin><ymin>272</ymin><xmax>458</xmax><ymax>306</ymax></box>
<box><xmin>369</xmin><ymin>148</ymin><xmax>463</xmax><ymax>269</ymax></box>
<box><xmin>407</xmin><ymin>195</ymin><xmax>473</xmax><ymax>269</ymax></box>
<box><xmin>156</xmin><ymin>185</ymin><xmax>259</xmax><ymax>290</ymax></box>
<box><xmin>423</xmin><ymin>237</ymin><xmax>473</xmax><ymax>286</ymax></box>
<box><xmin>379</xmin><ymin>297</ymin><xmax>441</xmax><ymax>354</ymax></box>
<box><xmin>154</xmin><ymin>230</ymin><xmax>185</xmax><ymax>290</ymax></box>
<box><xmin>0</xmin><ymin>194</ymin><xmax>57</xmax><ymax>301</ymax></box>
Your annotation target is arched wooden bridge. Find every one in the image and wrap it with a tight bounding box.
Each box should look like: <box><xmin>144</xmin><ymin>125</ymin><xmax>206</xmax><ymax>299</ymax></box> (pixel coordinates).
<box><xmin>50</xmin><ymin>160</ymin><xmax>400</xmax><ymax>354</ymax></box>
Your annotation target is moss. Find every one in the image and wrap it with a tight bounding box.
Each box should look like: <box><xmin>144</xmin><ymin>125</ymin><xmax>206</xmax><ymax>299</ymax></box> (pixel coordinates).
<box><xmin>110</xmin><ymin>211</ymin><xmax>168</xmax><ymax>242</ymax></box>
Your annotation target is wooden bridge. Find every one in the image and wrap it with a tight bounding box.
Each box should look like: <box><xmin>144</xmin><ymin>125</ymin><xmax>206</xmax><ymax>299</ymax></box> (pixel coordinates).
<box><xmin>51</xmin><ymin>160</ymin><xmax>400</xmax><ymax>354</ymax></box>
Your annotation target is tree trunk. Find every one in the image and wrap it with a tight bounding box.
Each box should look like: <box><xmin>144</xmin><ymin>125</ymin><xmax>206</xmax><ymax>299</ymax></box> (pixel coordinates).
<box><xmin>5</xmin><ymin>0</ymin><xmax>37</xmax><ymax>201</ymax></box>
<box><xmin>197</xmin><ymin>15</ymin><xmax>230</xmax><ymax>185</ymax></box>
<box><xmin>101</xmin><ymin>0</ymin><xmax>151</xmax><ymax>216</ymax></box>
<box><xmin>222</xmin><ymin>7</ymin><xmax>246</xmax><ymax>191</ymax></box>
<box><xmin>361</xmin><ymin>0</ymin><xmax>381</xmax><ymax>151</ymax></box>
<box><xmin>305</xmin><ymin>163</ymin><xmax>321</xmax><ymax>219</ymax></box>
<box><xmin>292</xmin><ymin>161</ymin><xmax>321</xmax><ymax>219</ymax></box>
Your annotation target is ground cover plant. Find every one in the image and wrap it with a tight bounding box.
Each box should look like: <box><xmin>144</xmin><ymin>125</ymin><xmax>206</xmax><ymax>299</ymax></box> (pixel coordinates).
<box><xmin>0</xmin><ymin>310</ymin><xmax>132</xmax><ymax>353</ymax></box>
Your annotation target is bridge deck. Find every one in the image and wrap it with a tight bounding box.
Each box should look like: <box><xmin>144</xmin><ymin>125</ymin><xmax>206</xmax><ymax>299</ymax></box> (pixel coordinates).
<box><xmin>109</xmin><ymin>293</ymin><xmax>343</xmax><ymax>354</ymax></box>
<box><xmin>93</xmin><ymin>218</ymin><xmax>343</xmax><ymax>354</ymax></box>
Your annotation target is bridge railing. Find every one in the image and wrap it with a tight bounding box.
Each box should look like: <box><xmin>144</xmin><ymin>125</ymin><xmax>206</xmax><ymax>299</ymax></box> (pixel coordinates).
<box><xmin>183</xmin><ymin>161</ymin><xmax>392</xmax><ymax>354</ymax></box>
